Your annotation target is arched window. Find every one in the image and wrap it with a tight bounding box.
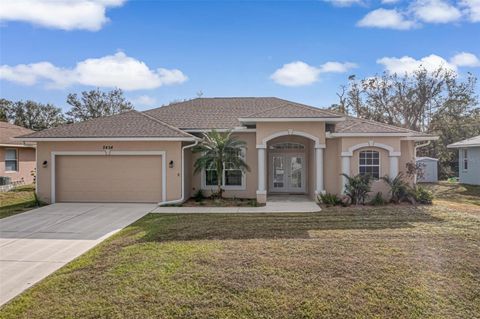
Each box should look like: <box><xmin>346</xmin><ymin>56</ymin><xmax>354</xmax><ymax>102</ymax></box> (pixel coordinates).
<box><xmin>269</xmin><ymin>142</ymin><xmax>305</xmax><ymax>150</ymax></box>
<box><xmin>359</xmin><ymin>150</ymin><xmax>380</xmax><ymax>179</ymax></box>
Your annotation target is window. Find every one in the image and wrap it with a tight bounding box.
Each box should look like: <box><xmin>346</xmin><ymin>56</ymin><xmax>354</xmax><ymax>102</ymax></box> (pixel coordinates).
<box><xmin>5</xmin><ymin>149</ymin><xmax>18</xmax><ymax>172</ymax></box>
<box><xmin>203</xmin><ymin>148</ymin><xmax>246</xmax><ymax>189</ymax></box>
<box><xmin>269</xmin><ymin>142</ymin><xmax>305</xmax><ymax>150</ymax></box>
<box><xmin>463</xmin><ymin>149</ymin><xmax>468</xmax><ymax>171</ymax></box>
<box><xmin>359</xmin><ymin>150</ymin><xmax>380</xmax><ymax>179</ymax></box>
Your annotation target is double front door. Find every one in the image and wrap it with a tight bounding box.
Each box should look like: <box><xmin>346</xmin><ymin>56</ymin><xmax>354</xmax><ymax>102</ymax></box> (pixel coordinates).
<box><xmin>269</xmin><ymin>153</ymin><xmax>306</xmax><ymax>193</ymax></box>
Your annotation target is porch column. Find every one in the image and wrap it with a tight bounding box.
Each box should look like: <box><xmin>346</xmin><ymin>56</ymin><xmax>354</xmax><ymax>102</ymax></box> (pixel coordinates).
<box><xmin>256</xmin><ymin>146</ymin><xmax>267</xmax><ymax>203</ymax></box>
<box><xmin>341</xmin><ymin>155</ymin><xmax>350</xmax><ymax>194</ymax></box>
<box><xmin>314</xmin><ymin>146</ymin><xmax>324</xmax><ymax>197</ymax></box>
<box><xmin>389</xmin><ymin>155</ymin><xmax>400</xmax><ymax>178</ymax></box>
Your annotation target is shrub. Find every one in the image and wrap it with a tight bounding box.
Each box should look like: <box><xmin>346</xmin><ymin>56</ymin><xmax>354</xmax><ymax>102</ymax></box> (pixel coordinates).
<box><xmin>369</xmin><ymin>192</ymin><xmax>386</xmax><ymax>206</ymax></box>
<box><xmin>341</xmin><ymin>173</ymin><xmax>372</xmax><ymax>205</ymax></box>
<box><xmin>318</xmin><ymin>193</ymin><xmax>342</xmax><ymax>206</ymax></box>
<box><xmin>381</xmin><ymin>174</ymin><xmax>412</xmax><ymax>204</ymax></box>
<box><xmin>410</xmin><ymin>186</ymin><xmax>433</xmax><ymax>204</ymax></box>
<box><xmin>192</xmin><ymin>189</ymin><xmax>206</xmax><ymax>202</ymax></box>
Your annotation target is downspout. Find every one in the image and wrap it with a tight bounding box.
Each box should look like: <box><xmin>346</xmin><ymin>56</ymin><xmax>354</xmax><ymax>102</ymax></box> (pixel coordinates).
<box><xmin>414</xmin><ymin>140</ymin><xmax>431</xmax><ymax>184</ymax></box>
<box><xmin>158</xmin><ymin>140</ymin><xmax>199</xmax><ymax>206</ymax></box>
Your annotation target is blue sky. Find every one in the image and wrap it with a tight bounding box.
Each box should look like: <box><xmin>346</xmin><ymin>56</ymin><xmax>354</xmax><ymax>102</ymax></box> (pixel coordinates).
<box><xmin>1</xmin><ymin>0</ymin><xmax>479</xmax><ymax>112</ymax></box>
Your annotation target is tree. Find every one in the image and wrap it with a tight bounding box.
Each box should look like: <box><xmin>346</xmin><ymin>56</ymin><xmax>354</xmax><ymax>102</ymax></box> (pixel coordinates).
<box><xmin>192</xmin><ymin>130</ymin><xmax>250</xmax><ymax>198</ymax></box>
<box><xmin>66</xmin><ymin>88</ymin><xmax>134</xmax><ymax>122</ymax></box>
<box><xmin>0</xmin><ymin>98</ymin><xmax>12</xmax><ymax>122</ymax></box>
<box><xmin>8</xmin><ymin>100</ymin><xmax>65</xmax><ymax>130</ymax></box>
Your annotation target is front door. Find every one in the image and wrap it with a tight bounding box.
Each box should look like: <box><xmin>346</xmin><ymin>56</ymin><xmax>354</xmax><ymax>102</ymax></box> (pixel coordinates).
<box><xmin>269</xmin><ymin>154</ymin><xmax>306</xmax><ymax>193</ymax></box>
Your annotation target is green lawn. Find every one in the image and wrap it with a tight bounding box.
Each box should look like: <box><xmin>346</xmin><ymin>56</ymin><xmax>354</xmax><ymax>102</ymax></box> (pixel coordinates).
<box><xmin>1</xmin><ymin>186</ymin><xmax>479</xmax><ymax>319</ymax></box>
<box><xmin>0</xmin><ymin>184</ymin><xmax>38</xmax><ymax>219</ymax></box>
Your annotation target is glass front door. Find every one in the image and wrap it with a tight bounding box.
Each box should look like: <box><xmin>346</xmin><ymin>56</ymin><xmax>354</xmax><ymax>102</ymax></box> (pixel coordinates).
<box><xmin>269</xmin><ymin>154</ymin><xmax>305</xmax><ymax>193</ymax></box>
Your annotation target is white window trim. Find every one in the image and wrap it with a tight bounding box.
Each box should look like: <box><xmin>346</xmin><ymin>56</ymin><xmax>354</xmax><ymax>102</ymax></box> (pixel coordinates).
<box><xmin>5</xmin><ymin>148</ymin><xmax>19</xmax><ymax>173</ymax></box>
<box><xmin>50</xmin><ymin>151</ymin><xmax>166</xmax><ymax>204</ymax></box>
<box><xmin>463</xmin><ymin>149</ymin><xmax>468</xmax><ymax>171</ymax></box>
<box><xmin>201</xmin><ymin>147</ymin><xmax>247</xmax><ymax>191</ymax></box>
<box><xmin>358</xmin><ymin>149</ymin><xmax>381</xmax><ymax>179</ymax></box>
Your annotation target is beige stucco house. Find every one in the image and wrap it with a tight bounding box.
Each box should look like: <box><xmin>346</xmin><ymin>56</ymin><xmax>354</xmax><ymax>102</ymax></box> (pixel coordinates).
<box><xmin>17</xmin><ymin>97</ymin><xmax>437</xmax><ymax>204</ymax></box>
<box><xmin>1</xmin><ymin>122</ymin><xmax>36</xmax><ymax>185</ymax></box>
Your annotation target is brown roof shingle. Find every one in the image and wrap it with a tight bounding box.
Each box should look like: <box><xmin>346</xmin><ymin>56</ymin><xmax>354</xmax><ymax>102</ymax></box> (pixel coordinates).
<box><xmin>145</xmin><ymin>97</ymin><xmax>341</xmax><ymax>129</ymax></box>
<box><xmin>19</xmin><ymin>110</ymin><xmax>194</xmax><ymax>139</ymax></box>
<box><xmin>0</xmin><ymin>122</ymin><xmax>35</xmax><ymax>145</ymax></box>
<box><xmin>335</xmin><ymin>116</ymin><xmax>430</xmax><ymax>135</ymax></box>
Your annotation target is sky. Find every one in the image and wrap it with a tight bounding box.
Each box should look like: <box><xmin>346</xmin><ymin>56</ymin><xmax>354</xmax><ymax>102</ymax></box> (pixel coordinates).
<box><xmin>0</xmin><ymin>0</ymin><xmax>479</xmax><ymax>112</ymax></box>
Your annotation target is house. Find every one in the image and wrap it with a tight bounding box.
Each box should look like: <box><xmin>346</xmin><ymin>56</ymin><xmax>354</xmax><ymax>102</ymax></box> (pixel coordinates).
<box><xmin>447</xmin><ymin>135</ymin><xmax>480</xmax><ymax>185</ymax></box>
<box><xmin>416</xmin><ymin>157</ymin><xmax>438</xmax><ymax>183</ymax></box>
<box><xmin>17</xmin><ymin>97</ymin><xmax>438</xmax><ymax>204</ymax></box>
<box><xmin>0</xmin><ymin>122</ymin><xmax>36</xmax><ymax>185</ymax></box>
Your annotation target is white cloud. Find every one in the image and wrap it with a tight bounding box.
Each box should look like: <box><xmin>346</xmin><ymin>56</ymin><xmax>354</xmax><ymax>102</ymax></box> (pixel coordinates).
<box><xmin>411</xmin><ymin>0</ymin><xmax>462</xmax><ymax>23</ymax></box>
<box><xmin>450</xmin><ymin>52</ymin><xmax>480</xmax><ymax>67</ymax></box>
<box><xmin>271</xmin><ymin>60</ymin><xmax>356</xmax><ymax>86</ymax></box>
<box><xmin>132</xmin><ymin>95</ymin><xmax>157</xmax><ymax>106</ymax></box>
<box><xmin>377</xmin><ymin>54</ymin><xmax>457</xmax><ymax>74</ymax></box>
<box><xmin>460</xmin><ymin>0</ymin><xmax>480</xmax><ymax>22</ymax></box>
<box><xmin>0</xmin><ymin>0</ymin><xmax>125</xmax><ymax>31</ymax></box>
<box><xmin>0</xmin><ymin>52</ymin><xmax>188</xmax><ymax>90</ymax></box>
<box><xmin>382</xmin><ymin>0</ymin><xmax>401</xmax><ymax>3</ymax></box>
<box><xmin>357</xmin><ymin>8</ymin><xmax>417</xmax><ymax>30</ymax></box>
<box><xmin>323</xmin><ymin>0</ymin><xmax>364</xmax><ymax>7</ymax></box>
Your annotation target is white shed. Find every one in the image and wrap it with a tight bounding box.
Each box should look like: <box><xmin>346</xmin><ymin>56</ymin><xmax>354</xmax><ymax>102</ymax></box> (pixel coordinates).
<box><xmin>416</xmin><ymin>157</ymin><xmax>438</xmax><ymax>183</ymax></box>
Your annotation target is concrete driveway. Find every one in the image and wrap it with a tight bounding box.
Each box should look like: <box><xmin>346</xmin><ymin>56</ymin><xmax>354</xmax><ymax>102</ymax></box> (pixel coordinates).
<box><xmin>0</xmin><ymin>203</ymin><xmax>155</xmax><ymax>305</ymax></box>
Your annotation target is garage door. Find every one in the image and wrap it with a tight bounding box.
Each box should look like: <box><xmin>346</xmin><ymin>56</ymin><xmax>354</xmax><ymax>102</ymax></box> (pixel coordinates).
<box><xmin>55</xmin><ymin>155</ymin><xmax>163</xmax><ymax>203</ymax></box>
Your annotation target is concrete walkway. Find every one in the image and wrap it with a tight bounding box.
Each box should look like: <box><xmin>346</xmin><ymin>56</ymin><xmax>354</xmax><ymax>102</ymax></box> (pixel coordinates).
<box><xmin>153</xmin><ymin>195</ymin><xmax>321</xmax><ymax>213</ymax></box>
<box><xmin>0</xmin><ymin>203</ymin><xmax>154</xmax><ymax>306</ymax></box>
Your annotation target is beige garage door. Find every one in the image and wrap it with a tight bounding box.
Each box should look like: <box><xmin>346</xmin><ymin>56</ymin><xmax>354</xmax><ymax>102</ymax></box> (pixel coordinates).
<box><xmin>55</xmin><ymin>155</ymin><xmax>163</xmax><ymax>203</ymax></box>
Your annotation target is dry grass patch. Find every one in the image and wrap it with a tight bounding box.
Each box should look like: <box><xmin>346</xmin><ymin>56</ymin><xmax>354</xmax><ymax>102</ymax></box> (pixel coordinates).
<box><xmin>1</xmin><ymin>200</ymin><xmax>479</xmax><ymax>319</ymax></box>
<box><xmin>0</xmin><ymin>184</ymin><xmax>38</xmax><ymax>219</ymax></box>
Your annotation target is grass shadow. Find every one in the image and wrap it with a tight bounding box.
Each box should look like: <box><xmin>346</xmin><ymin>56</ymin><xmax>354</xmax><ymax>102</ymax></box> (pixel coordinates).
<box><xmin>134</xmin><ymin>206</ymin><xmax>444</xmax><ymax>242</ymax></box>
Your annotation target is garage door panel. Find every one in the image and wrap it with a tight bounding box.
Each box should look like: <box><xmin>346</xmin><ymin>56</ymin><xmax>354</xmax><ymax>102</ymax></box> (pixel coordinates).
<box><xmin>56</xmin><ymin>155</ymin><xmax>163</xmax><ymax>203</ymax></box>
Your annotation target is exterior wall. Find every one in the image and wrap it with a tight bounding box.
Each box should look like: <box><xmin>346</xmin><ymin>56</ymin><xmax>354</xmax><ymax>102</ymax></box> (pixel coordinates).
<box><xmin>351</xmin><ymin>147</ymin><xmax>390</xmax><ymax>195</ymax></box>
<box><xmin>459</xmin><ymin>147</ymin><xmax>480</xmax><ymax>185</ymax></box>
<box><xmin>189</xmin><ymin>132</ymin><xmax>258</xmax><ymax>199</ymax></box>
<box><xmin>324</xmin><ymin>138</ymin><xmax>341</xmax><ymax>195</ymax></box>
<box><xmin>400</xmin><ymin>140</ymin><xmax>416</xmax><ymax>185</ymax></box>
<box><xmin>36</xmin><ymin>141</ymin><xmax>182</xmax><ymax>204</ymax></box>
<box><xmin>256</xmin><ymin>122</ymin><xmax>326</xmax><ymax>146</ymax></box>
<box><xmin>0</xmin><ymin>146</ymin><xmax>36</xmax><ymax>184</ymax></box>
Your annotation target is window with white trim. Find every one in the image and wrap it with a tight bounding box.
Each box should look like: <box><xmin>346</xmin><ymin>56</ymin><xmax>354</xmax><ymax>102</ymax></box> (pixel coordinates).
<box><xmin>463</xmin><ymin>149</ymin><xmax>468</xmax><ymax>171</ymax></box>
<box><xmin>5</xmin><ymin>148</ymin><xmax>18</xmax><ymax>172</ymax></box>
<box><xmin>203</xmin><ymin>148</ymin><xmax>246</xmax><ymax>189</ymax></box>
<box><xmin>359</xmin><ymin>150</ymin><xmax>380</xmax><ymax>179</ymax></box>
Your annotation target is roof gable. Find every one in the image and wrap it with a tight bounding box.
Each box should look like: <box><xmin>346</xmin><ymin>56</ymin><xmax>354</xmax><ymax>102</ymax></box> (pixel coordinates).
<box><xmin>0</xmin><ymin>122</ymin><xmax>34</xmax><ymax>145</ymax></box>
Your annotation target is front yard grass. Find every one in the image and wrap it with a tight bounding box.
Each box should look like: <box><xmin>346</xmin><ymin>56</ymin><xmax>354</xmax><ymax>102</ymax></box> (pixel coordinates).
<box><xmin>0</xmin><ymin>184</ymin><xmax>38</xmax><ymax>219</ymax></box>
<box><xmin>1</xmin><ymin>197</ymin><xmax>479</xmax><ymax>318</ymax></box>
<box><xmin>424</xmin><ymin>181</ymin><xmax>480</xmax><ymax>206</ymax></box>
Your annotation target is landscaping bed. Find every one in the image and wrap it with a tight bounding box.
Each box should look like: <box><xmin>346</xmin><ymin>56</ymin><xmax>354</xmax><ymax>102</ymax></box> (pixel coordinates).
<box><xmin>178</xmin><ymin>197</ymin><xmax>264</xmax><ymax>207</ymax></box>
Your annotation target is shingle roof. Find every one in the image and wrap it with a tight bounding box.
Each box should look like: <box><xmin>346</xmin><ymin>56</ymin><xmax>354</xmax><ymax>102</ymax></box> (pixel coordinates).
<box><xmin>0</xmin><ymin>122</ymin><xmax>35</xmax><ymax>145</ymax></box>
<box><xmin>18</xmin><ymin>110</ymin><xmax>194</xmax><ymax>139</ymax></box>
<box><xmin>334</xmin><ymin>116</ymin><xmax>430</xmax><ymax>135</ymax></box>
<box><xmin>447</xmin><ymin>135</ymin><xmax>480</xmax><ymax>148</ymax></box>
<box><xmin>144</xmin><ymin>97</ymin><xmax>341</xmax><ymax>129</ymax></box>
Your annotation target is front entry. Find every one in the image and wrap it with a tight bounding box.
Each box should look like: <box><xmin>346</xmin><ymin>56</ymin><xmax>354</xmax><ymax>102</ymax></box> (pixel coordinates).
<box><xmin>269</xmin><ymin>154</ymin><xmax>306</xmax><ymax>193</ymax></box>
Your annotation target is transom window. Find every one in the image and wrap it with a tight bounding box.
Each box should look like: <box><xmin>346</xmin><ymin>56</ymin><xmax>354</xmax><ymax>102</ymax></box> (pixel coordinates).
<box><xmin>359</xmin><ymin>150</ymin><xmax>380</xmax><ymax>179</ymax></box>
<box><xmin>204</xmin><ymin>148</ymin><xmax>246</xmax><ymax>189</ymax></box>
<box><xmin>269</xmin><ymin>142</ymin><xmax>305</xmax><ymax>150</ymax></box>
<box><xmin>5</xmin><ymin>148</ymin><xmax>18</xmax><ymax>172</ymax></box>
<box><xmin>463</xmin><ymin>149</ymin><xmax>468</xmax><ymax>171</ymax></box>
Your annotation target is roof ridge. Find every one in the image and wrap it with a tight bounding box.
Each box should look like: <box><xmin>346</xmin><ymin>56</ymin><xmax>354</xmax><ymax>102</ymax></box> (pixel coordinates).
<box><xmin>273</xmin><ymin>98</ymin><xmax>341</xmax><ymax>117</ymax></box>
<box><xmin>345</xmin><ymin>115</ymin><xmax>418</xmax><ymax>133</ymax></box>
<box><xmin>139</xmin><ymin>111</ymin><xmax>195</xmax><ymax>138</ymax></box>
<box><xmin>243</xmin><ymin>103</ymin><xmax>289</xmax><ymax>118</ymax></box>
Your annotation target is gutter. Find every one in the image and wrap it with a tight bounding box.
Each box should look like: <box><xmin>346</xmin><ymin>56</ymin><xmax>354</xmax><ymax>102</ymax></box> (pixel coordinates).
<box><xmin>158</xmin><ymin>140</ymin><xmax>199</xmax><ymax>206</ymax></box>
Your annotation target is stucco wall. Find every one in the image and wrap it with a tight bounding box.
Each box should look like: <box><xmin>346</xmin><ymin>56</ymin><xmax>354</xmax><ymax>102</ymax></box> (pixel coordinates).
<box><xmin>256</xmin><ymin>122</ymin><xmax>326</xmax><ymax>146</ymax></box>
<box><xmin>0</xmin><ymin>146</ymin><xmax>36</xmax><ymax>185</ymax></box>
<box><xmin>324</xmin><ymin>138</ymin><xmax>341</xmax><ymax>195</ymax></box>
<box><xmin>189</xmin><ymin>132</ymin><xmax>258</xmax><ymax>199</ymax></box>
<box><xmin>36</xmin><ymin>141</ymin><xmax>183</xmax><ymax>204</ymax></box>
<box><xmin>459</xmin><ymin>147</ymin><xmax>480</xmax><ymax>185</ymax></box>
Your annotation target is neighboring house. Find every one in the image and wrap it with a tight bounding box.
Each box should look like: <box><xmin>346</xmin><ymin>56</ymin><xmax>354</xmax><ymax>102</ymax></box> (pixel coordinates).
<box><xmin>447</xmin><ymin>135</ymin><xmax>480</xmax><ymax>185</ymax></box>
<box><xmin>0</xmin><ymin>122</ymin><xmax>36</xmax><ymax>185</ymax></box>
<box><xmin>416</xmin><ymin>157</ymin><xmax>438</xmax><ymax>183</ymax></box>
<box><xmin>17</xmin><ymin>97</ymin><xmax>437</xmax><ymax>204</ymax></box>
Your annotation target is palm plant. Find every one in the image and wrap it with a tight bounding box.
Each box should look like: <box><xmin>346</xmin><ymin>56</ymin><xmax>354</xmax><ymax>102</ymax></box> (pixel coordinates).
<box><xmin>381</xmin><ymin>173</ymin><xmax>410</xmax><ymax>204</ymax></box>
<box><xmin>341</xmin><ymin>173</ymin><xmax>372</xmax><ymax>205</ymax></box>
<box><xmin>193</xmin><ymin>130</ymin><xmax>249</xmax><ymax>198</ymax></box>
